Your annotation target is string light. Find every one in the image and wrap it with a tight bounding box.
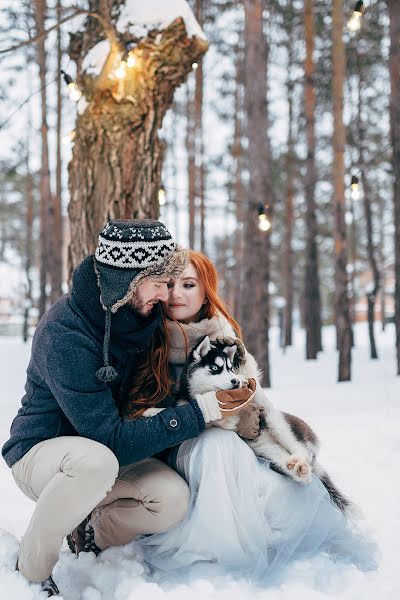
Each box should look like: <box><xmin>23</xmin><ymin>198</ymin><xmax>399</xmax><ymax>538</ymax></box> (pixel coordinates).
<box><xmin>114</xmin><ymin>60</ymin><xmax>127</xmax><ymax>80</ymax></box>
<box><xmin>347</xmin><ymin>1</ymin><xmax>364</xmax><ymax>32</ymax></box>
<box><xmin>61</xmin><ymin>70</ymin><xmax>82</xmax><ymax>102</ymax></box>
<box><xmin>258</xmin><ymin>203</ymin><xmax>272</xmax><ymax>232</ymax></box>
<box><xmin>350</xmin><ymin>174</ymin><xmax>360</xmax><ymax>200</ymax></box>
<box><xmin>192</xmin><ymin>62</ymin><xmax>199</xmax><ymax>70</ymax></box>
<box><xmin>127</xmin><ymin>52</ymin><xmax>137</xmax><ymax>68</ymax></box>
<box><xmin>158</xmin><ymin>185</ymin><xmax>167</xmax><ymax>206</ymax></box>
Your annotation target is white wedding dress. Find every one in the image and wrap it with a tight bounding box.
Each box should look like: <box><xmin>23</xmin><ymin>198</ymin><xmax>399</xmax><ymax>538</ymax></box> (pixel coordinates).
<box><xmin>135</xmin><ymin>428</ymin><xmax>378</xmax><ymax>585</ymax></box>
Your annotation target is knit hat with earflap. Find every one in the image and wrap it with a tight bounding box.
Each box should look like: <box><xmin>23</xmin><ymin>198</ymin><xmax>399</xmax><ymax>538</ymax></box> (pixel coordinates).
<box><xmin>94</xmin><ymin>219</ymin><xmax>188</xmax><ymax>383</ymax></box>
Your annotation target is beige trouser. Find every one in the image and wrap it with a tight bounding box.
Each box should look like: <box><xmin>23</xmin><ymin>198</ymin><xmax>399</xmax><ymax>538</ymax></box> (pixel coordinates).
<box><xmin>11</xmin><ymin>436</ymin><xmax>190</xmax><ymax>583</ymax></box>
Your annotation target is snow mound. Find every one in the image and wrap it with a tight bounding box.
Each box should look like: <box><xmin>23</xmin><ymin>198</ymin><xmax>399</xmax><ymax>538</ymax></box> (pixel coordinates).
<box><xmin>116</xmin><ymin>0</ymin><xmax>206</xmax><ymax>41</ymax></box>
<box><xmin>81</xmin><ymin>40</ymin><xmax>111</xmax><ymax>77</ymax></box>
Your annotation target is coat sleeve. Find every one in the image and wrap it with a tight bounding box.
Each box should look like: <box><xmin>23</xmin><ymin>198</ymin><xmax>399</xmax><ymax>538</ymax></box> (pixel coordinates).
<box><xmin>45</xmin><ymin>330</ymin><xmax>205</xmax><ymax>466</ymax></box>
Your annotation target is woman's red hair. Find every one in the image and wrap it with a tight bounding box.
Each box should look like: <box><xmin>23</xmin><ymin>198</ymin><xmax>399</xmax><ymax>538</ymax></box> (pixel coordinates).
<box><xmin>187</xmin><ymin>250</ymin><xmax>242</xmax><ymax>338</ymax></box>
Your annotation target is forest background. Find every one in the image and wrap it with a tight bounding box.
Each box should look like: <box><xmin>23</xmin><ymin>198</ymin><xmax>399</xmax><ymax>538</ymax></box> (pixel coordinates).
<box><xmin>0</xmin><ymin>0</ymin><xmax>399</xmax><ymax>388</ymax></box>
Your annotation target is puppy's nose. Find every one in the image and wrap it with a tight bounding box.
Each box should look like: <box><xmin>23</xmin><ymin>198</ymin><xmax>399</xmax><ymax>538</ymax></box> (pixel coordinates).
<box><xmin>231</xmin><ymin>378</ymin><xmax>240</xmax><ymax>388</ymax></box>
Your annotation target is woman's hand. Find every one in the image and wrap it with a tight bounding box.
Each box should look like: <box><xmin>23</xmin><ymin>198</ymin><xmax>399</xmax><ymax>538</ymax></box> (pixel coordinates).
<box><xmin>194</xmin><ymin>379</ymin><xmax>257</xmax><ymax>423</ymax></box>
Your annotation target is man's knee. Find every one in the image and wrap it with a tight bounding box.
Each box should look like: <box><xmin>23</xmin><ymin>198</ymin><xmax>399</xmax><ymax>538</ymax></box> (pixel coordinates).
<box><xmin>64</xmin><ymin>440</ymin><xmax>119</xmax><ymax>490</ymax></box>
<box><xmin>162</xmin><ymin>473</ymin><xmax>191</xmax><ymax>527</ymax></box>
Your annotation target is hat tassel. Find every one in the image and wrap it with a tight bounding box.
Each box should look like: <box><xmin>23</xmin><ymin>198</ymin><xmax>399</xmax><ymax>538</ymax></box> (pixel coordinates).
<box><xmin>96</xmin><ymin>309</ymin><xmax>118</xmax><ymax>383</ymax></box>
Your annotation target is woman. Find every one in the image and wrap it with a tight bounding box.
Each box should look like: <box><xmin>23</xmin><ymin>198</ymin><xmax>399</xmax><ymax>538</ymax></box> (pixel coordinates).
<box><xmin>132</xmin><ymin>250</ymin><xmax>379</xmax><ymax>584</ymax></box>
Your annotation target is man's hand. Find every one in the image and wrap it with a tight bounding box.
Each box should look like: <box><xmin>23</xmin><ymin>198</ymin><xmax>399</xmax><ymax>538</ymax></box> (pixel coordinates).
<box><xmin>216</xmin><ymin>378</ymin><xmax>257</xmax><ymax>416</ymax></box>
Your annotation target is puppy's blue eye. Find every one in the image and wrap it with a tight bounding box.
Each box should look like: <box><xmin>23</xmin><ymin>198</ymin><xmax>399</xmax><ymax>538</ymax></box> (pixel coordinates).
<box><xmin>210</xmin><ymin>365</ymin><xmax>219</xmax><ymax>372</ymax></box>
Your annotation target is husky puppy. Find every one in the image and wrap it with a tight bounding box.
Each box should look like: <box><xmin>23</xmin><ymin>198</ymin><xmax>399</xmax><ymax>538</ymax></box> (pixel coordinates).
<box><xmin>144</xmin><ymin>335</ymin><xmax>351</xmax><ymax>513</ymax></box>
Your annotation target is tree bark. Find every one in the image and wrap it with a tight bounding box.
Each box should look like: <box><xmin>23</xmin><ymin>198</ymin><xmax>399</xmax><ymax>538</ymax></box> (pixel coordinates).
<box><xmin>232</xmin><ymin>43</ymin><xmax>245</xmax><ymax>323</ymax></box>
<box><xmin>356</xmin><ymin>51</ymin><xmax>380</xmax><ymax>359</ymax></box>
<box><xmin>34</xmin><ymin>0</ymin><xmax>52</xmax><ymax>318</ymax></box>
<box><xmin>303</xmin><ymin>0</ymin><xmax>323</xmax><ymax>359</ymax></box>
<box><xmin>186</xmin><ymin>82</ymin><xmax>196</xmax><ymax>249</ymax></box>
<box><xmin>51</xmin><ymin>0</ymin><xmax>63</xmax><ymax>303</ymax></box>
<box><xmin>283</xmin><ymin>28</ymin><xmax>294</xmax><ymax>348</ymax></box>
<box><xmin>332</xmin><ymin>0</ymin><xmax>352</xmax><ymax>381</ymax></box>
<box><xmin>194</xmin><ymin>0</ymin><xmax>206</xmax><ymax>253</ymax></box>
<box><xmin>23</xmin><ymin>135</ymin><xmax>34</xmax><ymax>343</ymax></box>
<box><xmin>242</xmin><ymin>0</ymin><xmax>272</xmax><ymax>385</ymax></box>
<box><xmin>68</xmin><ymin>6</ymin><xmax>207</xmax><ymax>269</ymax></box>
<box><xmin>387</xmin><ymin>0</ymin><xmax>400</xmax><ymax>374</ymax></box>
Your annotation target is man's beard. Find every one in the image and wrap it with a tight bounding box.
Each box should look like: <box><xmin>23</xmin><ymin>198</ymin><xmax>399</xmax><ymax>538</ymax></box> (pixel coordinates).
<box><xmin>129</xmin><ymin>295</ymin><xmax>157</xmax><ymax>319</ymax></box>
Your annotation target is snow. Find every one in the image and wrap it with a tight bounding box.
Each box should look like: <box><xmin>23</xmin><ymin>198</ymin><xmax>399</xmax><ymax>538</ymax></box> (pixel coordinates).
<box><xmin>0</xmin><ymin>323</ymin><xmax>399</xmax><ymax>599</ymax></box>
<box><xmin>116</xmin><ymin>0</ymin><xmax>206</xmax><ymax>41</ymax></box>
<box><xmin>81</xmin><ymin>40</ymin><xmax>111</xmax><ymax>77</ymax></box>
<box><xmin>79</xmin><ymin>2</ymin><xmax>205</xmax><ymax>79</ymax></box>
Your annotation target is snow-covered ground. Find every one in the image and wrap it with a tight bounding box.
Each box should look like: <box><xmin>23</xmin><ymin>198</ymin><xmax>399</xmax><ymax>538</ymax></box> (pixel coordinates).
<box><xmin>0</xmin><ymin>322</ymin><xmax>399</xmax><ymax>599</ymax></box>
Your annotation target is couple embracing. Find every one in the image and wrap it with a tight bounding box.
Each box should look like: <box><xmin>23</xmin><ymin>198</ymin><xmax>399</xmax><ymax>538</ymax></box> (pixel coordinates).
<box><xmin>2</xmin><ymin>219</ymin><xmax>378</xmax><ymax>596</ymax></box>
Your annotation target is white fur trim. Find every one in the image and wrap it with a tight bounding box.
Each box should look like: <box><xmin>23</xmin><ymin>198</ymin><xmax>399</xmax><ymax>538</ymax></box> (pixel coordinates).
<box><xmin>194</xmin><ymin>391</ymin><xmax>222</xmax><ymax>423</ymax></box>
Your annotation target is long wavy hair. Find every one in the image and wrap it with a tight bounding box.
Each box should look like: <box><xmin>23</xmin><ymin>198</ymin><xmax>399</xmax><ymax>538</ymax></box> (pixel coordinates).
<box><xmin>124</xmin><ymin>250</ymin><xmax>241</xmax><ymax>419</ymax></box>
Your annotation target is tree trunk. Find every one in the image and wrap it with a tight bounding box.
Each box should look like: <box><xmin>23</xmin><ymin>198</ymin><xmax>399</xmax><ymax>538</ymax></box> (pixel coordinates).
<box><xmin>356</xmin><ymin>51</ymin><xmax>380</xmax><ymax>358</ymax></box>
<box><xmin>68</xmin><ymin>7</ymin><xmax>207</xmax><ymax>269</ymax></box>
<box><xmin>34</xmin><ymin>0</ymin><xmax>52</xmax><ymax>318</ymax></box>
<box><xmin>51</xmin><ymin>0</ymin><xmax>63</xmax><ymax>303</ymax></box>
<box><xmin>186</xmin><ymin>82</ymin><xmax>196</xmax><ymax>249</ymax></box>
<box><xmin>23</xmin><ymin>136</ymin><xmax>34</xmax><ymax>343</ymax></box>
<box><xmin>387</xmin><ymin>0</ymin><xmax>400</xmax><ymax>374</ymax></box>
<box><xmin>242</xmin><ymin>0</ymin><xmax>272</xmax><ymax>385</ymax></box>
<box><xmin>283</xmin><ymin>28</ymin><xmax>294</xmax><ymax>348</ymax></box>
<box><xmin>303</xmin><ymin>0</ymin><xmax>323</xmax><ymax>359</ymax></box>
<box><xmin>194</xmin><ymin>0</ymin><xmax>206</xmax><ymax>253</ymax></box>
<box><xmin>232</xmin><ymin>43</ymin><xmax>245</xmax><ymax>323</ymax></box>
<box><xmin>332</xmin><ymin>0</ymin><xmax>352</xmax><ymax>381</ymax></box>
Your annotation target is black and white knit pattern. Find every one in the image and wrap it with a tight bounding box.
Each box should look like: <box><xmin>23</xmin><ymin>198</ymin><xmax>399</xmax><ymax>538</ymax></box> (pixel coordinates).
<box><xmin>95</xmin><ymin>220</ymin><xmax>176</xmax><ymax>269</ymax></box>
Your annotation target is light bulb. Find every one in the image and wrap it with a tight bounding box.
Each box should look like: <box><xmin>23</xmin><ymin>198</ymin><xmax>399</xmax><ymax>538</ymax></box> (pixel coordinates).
<box><xmin>351</xmin><ymin>186</ymin><xmax>360</xmax><ymax>200</ymax></box>
<box><xmin>258</xmin><ymin>214</ymin><xmax>271</xmax><ymax>232</ymax></box>
<box><xmin>67</xmin><ymin>82</ymin><xmax>82</xmax><ymax>102</ymax></box>
<box><xmin>115</xmin><ymin>60</ymin><xmax>127</xmax><ymax>80</ymax></box>
<box><xmin>347</xmin><ymin>12</ymin><xmax>362</xmax><ymax>31</ymax></box>
<box><xmin>158</xmin><ymin>187</ymin><xmax>166</xmax><ymax>206</ymax></box>
<box><xmin>192</xmin><ymin>62</ymin><xmax>199</xmax><ymax>70</ymax></box>
<box><xmin>127</xmin><ymin>53</ymin><xmax>137</xmax><ymax>68</ymax></box>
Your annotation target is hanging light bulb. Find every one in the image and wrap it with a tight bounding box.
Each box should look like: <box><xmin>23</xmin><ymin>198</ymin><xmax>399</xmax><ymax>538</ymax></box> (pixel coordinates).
<box><xmin>192</xmin><ymin>62</ymin><xmax>199</xmax><ymax>70</ymax></box>
<box><xmin>350</xmin><ymin>174</ymin><xmax>360</xmax><ymax>200</ymax></box>
<box><xmin>115</xmin><ymin>60</ymin><xmax>127</xmax><ymax>80</ymax></box>
<box><xmin>127</xmin><ymin>52</ymin><xmax>137</xmax><ymax>68</ymax></box>
<box><xmin>347</xmin><ymin>1</ymin><xmax>364</xmax><ymax>32</ymax></box>
<box><xmin>114</xmin><ymin>59</ymin><xmax>128</xmax><ymax>80</ymax></box>
<box><xmin>61</xmin><ymin>70</ymin><xmax>82</xmax><ymax>102</ymax></box>
<box><xmin>158</xmin><ymin>185</ymin><xmax>167</xmax><ymax>206</ymax></box>
<box><xmin>258</xmin><ymin>203</ymin><xmax>271</xmax><ymax>232</ymax></box>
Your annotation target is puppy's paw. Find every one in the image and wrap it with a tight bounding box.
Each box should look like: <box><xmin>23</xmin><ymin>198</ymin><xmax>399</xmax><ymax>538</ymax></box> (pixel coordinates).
<box><xmin>142</xmin><ymin>407</ymin><xmax>165</xmax><ymax>417</ymax></box>
<box><xmin>286</xmin><ymin>455</ymin><xmax>312</xmax><ymax>484</ymax></box>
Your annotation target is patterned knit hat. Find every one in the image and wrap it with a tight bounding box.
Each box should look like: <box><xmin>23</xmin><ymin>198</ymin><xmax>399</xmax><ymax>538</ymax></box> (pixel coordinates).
<box><xmin>93</xmin><ymin>219</ymin><xmax>188</xmax><ymax>382</ymax></box>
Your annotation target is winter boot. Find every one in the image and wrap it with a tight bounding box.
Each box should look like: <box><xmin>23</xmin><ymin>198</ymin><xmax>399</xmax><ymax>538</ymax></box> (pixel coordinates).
<box><xmin>41</xmin><ymin>575</ymin><xmax>60</xmax><ymax>597</ymax></box>
<box><xmin>67</xmin><ymin>516</ymin><xmax>101</xmax><ymax>556</ymax></box>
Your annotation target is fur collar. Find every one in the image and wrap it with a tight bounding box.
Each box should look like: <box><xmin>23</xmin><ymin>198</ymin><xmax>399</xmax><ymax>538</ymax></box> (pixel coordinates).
<box><xmin>166</xmin><ymin>313</ymin><xmax>263</xmax><ymax>384</ymax></box>
<box><xmin>166</xmin><ymin>314</ymin><xmax>235</xmax><ymax>364</ymax></box>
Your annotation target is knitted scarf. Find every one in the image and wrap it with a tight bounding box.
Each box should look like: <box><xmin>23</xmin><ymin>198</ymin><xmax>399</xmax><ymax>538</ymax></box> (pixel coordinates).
<box><xmin>166</xmin><ymin>314</ymin><xmax>235</xmax><ymax>365</ymax></box>
<box><xmin>69</xmin><ymin>256</ymin><xmax>162</xmax><ymax>364</ymax></box>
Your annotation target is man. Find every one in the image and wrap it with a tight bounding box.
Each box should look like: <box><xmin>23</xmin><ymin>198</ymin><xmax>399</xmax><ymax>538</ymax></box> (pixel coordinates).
<box><xmin>2</xmin><ymin>219</ymin><xmax>255</xmax><ymax>597</ymax></box>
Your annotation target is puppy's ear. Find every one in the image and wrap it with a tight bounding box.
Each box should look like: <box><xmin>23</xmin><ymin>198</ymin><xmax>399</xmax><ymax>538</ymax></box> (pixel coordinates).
<box><xmin>232</xmin><ymin>338</ymin><xmax>246</xmax><ymax>368</ymax></box>
<box><xmin>193</xmin><ymin>335</ymin><xmax>212</xmax><ymax>361</ymax></box>
<box><xmin>223</xmin><ymin>344</ymin><xmax>237</xmax><ymax>363</ymax></box>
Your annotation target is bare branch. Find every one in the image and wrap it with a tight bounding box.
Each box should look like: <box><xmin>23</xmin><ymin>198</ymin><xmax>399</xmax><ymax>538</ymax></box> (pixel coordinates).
<box><xmin>0</xmin><ymin>9</ymin><xmax>110</xmax><ymax>55</ymax></box>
